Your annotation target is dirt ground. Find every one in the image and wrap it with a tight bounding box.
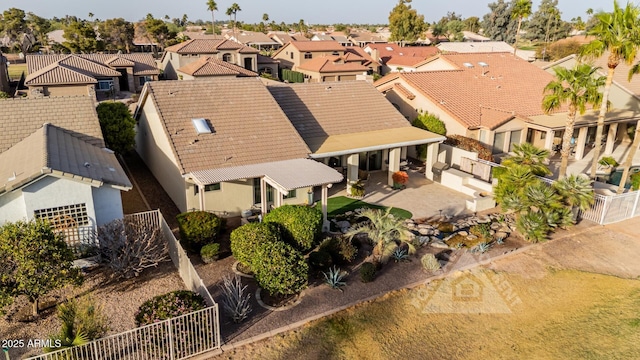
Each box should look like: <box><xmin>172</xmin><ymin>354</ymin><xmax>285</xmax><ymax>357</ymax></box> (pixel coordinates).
<box><xmin>214</xmin><ymin>219</ymin><xmax>640</xmax><ymax>360</ymax></box>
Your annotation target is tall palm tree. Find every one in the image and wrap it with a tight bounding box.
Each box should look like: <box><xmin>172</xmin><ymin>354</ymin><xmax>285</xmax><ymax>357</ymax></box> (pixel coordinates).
<box><xmin>542</xmin><ymin>64</ymin><xmax>606</xmax><ymax>178</ymax></box>
<box><xmin>511</xmin><ymin>0</ymin><xmax>532</xmax><ymax>56</ymax></box>
<box><xmin>579</xmin><ymin>0</ymin><xmax>640</xmax><ymax>180</ymax></box>
<box><xmin>617</xmin><ymin>63</ymin><xmax>640</xmax><ymax>193</ymax></box>
<box><xmin>501</xmin><ymin>143</ymin><xmax>552</xmax><ymax>176</ymax></box>
<box><xmin>553</xmin><ymin>174</ymin><xmax>595</xmax><ymax>211</ymax></box>
<box><xmin>206</xmin><ymin>0</ymin><xmax>218</xmax><ymax>35</ymax></box>
<box><xmin>226</xmin><ymin>3</ymin><xmax>241</xmax><ymax>39</ymax></box>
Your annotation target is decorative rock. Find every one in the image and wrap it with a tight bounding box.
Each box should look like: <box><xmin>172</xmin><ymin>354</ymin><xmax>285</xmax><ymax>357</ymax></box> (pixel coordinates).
<box><xmin>477</xmin><ymin>216</ymin><xmax>491</xmax><ymax>223</ymax></box>
<box><xmin>466</xmin><ymin>234</ymin><xmax>478</xmax><ymax>240</ymax></box>
<box><xmin>418</xmin><ymin>228</ymin><xmax>431</xmax><ymax>235</ymax></box>
<box><xmin>430</xmin><ymin>240</ymin><xmax>449</xmax><ymax>249</ymax></box>
<box><xmin>457</xmin><ymin>231</ymin><xmax>469</xmax><ymax>237</ymax></box>
<box><xmin>344</xmin><ymin>211</ymin><xmax>353</xmax><ymax>217</ymax></box>
<box><xmin>490</xmin><ymin>222</ymin><xmax>501</xmax><ymax>230</ymax></box>
<box><xmin>430</xmin><ymin>236</ymin><xmax>440</xmax><ymax>243</ymax></box>
<box><xmin>336</xmin><ymin>221</ymin><xmax>351</xmax><ymax>232</ymax></box>
<box><xmin>416</xmin><ymin>236</ymin><xmax>430</xmax><ymax>246</ymax></box>
<box><xmin>494</xmin><ymin>232</ymin><xmax>508</xmax><ymax>239</ymax></box>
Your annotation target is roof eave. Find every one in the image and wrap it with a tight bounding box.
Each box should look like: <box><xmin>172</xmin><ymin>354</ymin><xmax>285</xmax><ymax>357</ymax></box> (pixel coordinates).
<box><xmin>309</xmin><ymin>136</ymin><xmax>446</xmax><ymax>158</ymax></box>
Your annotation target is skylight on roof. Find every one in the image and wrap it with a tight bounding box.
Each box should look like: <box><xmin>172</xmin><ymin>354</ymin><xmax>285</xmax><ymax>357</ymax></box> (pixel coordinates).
<box><xmin>192</xmin><ymin>118</ymin><xmax>212</xmax><ymax>134</ymax></box>
<box><xmin>463</xmin><ymin>62</ymin><xmax>474</xmax><ymax>68</ymax></box>
<box><xmin>478</xmin><ymin>62</ymin><xmax>489</xmax><ymax>67</ymax></box>
<box><xmin>385</xmin><ymin>46</ymin><xmax>393</xmax><ymax>51</ymax></box>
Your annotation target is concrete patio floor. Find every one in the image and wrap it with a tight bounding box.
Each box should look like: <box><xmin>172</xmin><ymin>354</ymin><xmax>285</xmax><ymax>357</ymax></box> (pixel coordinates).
<box><xmin>327</xmin><ymin>168</ymin><xmax>474</xmax><ymax>219</ymax></box>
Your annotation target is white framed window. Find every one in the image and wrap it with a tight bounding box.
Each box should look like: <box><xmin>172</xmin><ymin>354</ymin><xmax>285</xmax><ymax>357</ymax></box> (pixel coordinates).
<box><xmin>34</xmin><ymin>203</ymin><xmax>89</xmax><ymax>226</ymax></box>
<box><xmin>284</xmin><ymin>189</ymin><xmax>297</xmax><ymax>199</ymax></box>
<box><xmin>304</xmin><ymin>52</ymin><xmax>312</xmax><ymax>59</ymax></box>
<box><xmin>97</xmin><ymin>80</ymin><xmax>113</xmax><ymax>91</ymax></box>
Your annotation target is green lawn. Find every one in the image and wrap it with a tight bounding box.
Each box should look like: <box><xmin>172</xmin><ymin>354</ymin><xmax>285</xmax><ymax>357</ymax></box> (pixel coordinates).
<box><xmin>7</xmin><ymin>63</ymin><xmax>27</xmax><ymax>80</ymax></box>
<box><xmin>326</xmin><ymin>196</ymin><xmax>412</xmax><ymax>219</ymax></box>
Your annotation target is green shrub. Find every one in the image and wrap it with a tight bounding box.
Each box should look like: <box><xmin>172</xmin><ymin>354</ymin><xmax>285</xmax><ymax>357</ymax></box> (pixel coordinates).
<box><xmin>319</xmin><ymin>236</ymin><xmax>358</xmax><ymax>265</ymax></box>
<box><xmin>598</xmin><ymin>156</ymin><xmax>619</xmax><ymax>167</ymax></box>
<box><xmin>176</xmin><ymin>211</ymin><xmax>225</xmax><ymax>251</ymax></box>
<box><xmin>444</xmin><ymin>135</ymin><xmax>494</xmax><ymax>162</ymax></box>
<box><xmin>252</xmin><ymin>241</ymin><xmax>308</xmax><ymax>296</ymax></box>
<box><xmin>413</xmin><ymin>111</ymin><xmax>447</xmax><ymax>159</ymax></box>
<box><xmin>200</xmin><ymin>243</ymin><xmax>220</xmax><ymax>264</ymax></box>
<box><xmin>135</xmin><ymin>291</ymin><xmax>206</xmax><ymax>326</ymax></box>
<box><xmin>360</xmin><ymin>262</ymin><xmax>377</xmax><ymax>283</ymax></box>
<box><xmin>469</xmin><ymin>223</ymin><xmax>491</xmax><ymax>240</ymax></box>
<box><xmin>350</xmin><ymin>181</ymin><xmax>366</xmax><ymax>197</ymax></box>
<box><xmin>46</xmin><ymin>296</ymin><xmax>109</xmax><ymax>352</ymax></box>
<box><xmin>230</xmin><ymin>222</ymin><xmax>281</xmax><ymax>267</ymax></box>
<box><xmin>96</xmin><ymin>101</ymin><xmax>136</xmax><ymax>154</ymax></box>
<box><xmin>309</xmin><ymin>250</ymin><xmax>333</xmax><ymax>270</ymax></box>
<box><xmin>263</xmin><ymin>205</ymin><xmax>322</xmax><ymax>252</ymax></box>
<box><xmin>631</xmin><ymin>172</ymin><xmax>640</xmax><ymax>191</ymax></box>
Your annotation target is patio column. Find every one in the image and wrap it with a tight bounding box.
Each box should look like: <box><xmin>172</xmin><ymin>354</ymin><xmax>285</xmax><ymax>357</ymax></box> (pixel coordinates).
<box><xmin>388</xmin><ymin>147</ymin><xmax>401</xmax><ymax>187</ymax></box>
<box><xmin>321</xmin><ymin>184</ymin><xmax>330</xmax><ymax>231</ymax></box>
<box><xmin>605</xmin><ymin>123</ymin><xmax>619</xmax><ymax>154</ymax></box>
<box><xmin>198</xmin><ymin>184</ymin><xmax>206</xmax><ymax>211</ymax></box>
<box><xmin>425</xmin><ymin>142</ymin><xmax>440</xmax><ymax>181</ymax></box>
<box><xmin>260</xmin><ymin>177</ymin><xmax>268</xmax><ymax>215</ymax></box>
<box><xmin>275</xmin><ymin>190</ymin><xmax>284</xmax><ymax>208</ymax></box>
<box><xmin>574</xmin><ymin>127</ymin><xmax>589</xmax><ymax>160</ymax></box>
<box><xmin>346</xmin><ymin>153</ymin><xmax>359</xmax><ymax>194</ymax></box>
<box><xmin>544</xmin><ymin>130</ymin><xmax>555</xmax><ymax>151</ymax></box>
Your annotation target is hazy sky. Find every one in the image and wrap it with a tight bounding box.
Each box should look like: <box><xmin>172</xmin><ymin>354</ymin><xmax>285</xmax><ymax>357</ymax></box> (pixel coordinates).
<box><xmin>0</xmin><ymin>0</ymin><xmax>624</xmax><ymax>25</ymax></box>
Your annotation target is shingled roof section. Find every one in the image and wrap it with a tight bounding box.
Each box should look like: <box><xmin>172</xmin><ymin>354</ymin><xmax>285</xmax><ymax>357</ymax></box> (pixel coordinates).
<box><xmin>0</xmin><ymin>124</ymin><xmax>131</xmax><ymax>194</ymax></box>
<box><xmin>0</xmin><ymin>96</ymin><xmax>104</xmax><ymax>153</ymax></box>
<box><xmin>267</xmin><ymin>81</ymin><xmax>411</xmax><ymax>140</ymax></box>
<box><xmin>142</xmin><ymin>78</ymin><xmax>310</xmax><ymax>174</ymax></box>
<box><xmin>376</xmin><ymin>52</ymin><xmax>566</xmax><ymax>130</ymax></box>
<box><xmin>177</xmin><ymin>57</ymin><xmax>257</xmax><ymax>77</ymax></box>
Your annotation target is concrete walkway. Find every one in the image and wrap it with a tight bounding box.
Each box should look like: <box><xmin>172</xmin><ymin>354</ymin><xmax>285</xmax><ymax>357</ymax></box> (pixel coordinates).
<box><xmin>329</xmin><ymin>168</ymin><xmax>474</xmax><ymax>219</ymax></box>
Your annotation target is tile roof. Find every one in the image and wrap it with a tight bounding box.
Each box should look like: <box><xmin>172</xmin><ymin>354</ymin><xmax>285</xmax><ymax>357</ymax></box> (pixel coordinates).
<box><xmin>0</xmin><ymin>96</ymin><xmax>104</xmax><ymax>153</ymax></box>
<box><xmin>0</xmin><ymin>124</ymin><xmax>131</xmax><ymax>194</ymax></box>
<box><xmin>26</xmin><ymin>53</ymin><xmax>159</xmax><ymax>80</ymax></box>
<box><xmin>344</xmin><ymin>47</ymin><xmax>379</xmax><ymax>67</ymax></box>
<box><xmin>267</xmin><ymin>81</ymin><xmax>413</xmax><ymax>141</ymax></box>
<box><xmin>366</xmin><ymin>43</ymin><xmax>440</xmax><ymax>66</ymax></box>
<box><xmin>436</xmin><ymin>41</ymin><xmax>515</xmax><ymax>54</ymax></box>
<box><xmin>25</xmin><ymin>62</ymin><xmax>98</xmax><ymax>85</ymax></box>
<box><xmin>180</xmin><ymin>31</ymin><xmax>225</xmax><ymax>40</ymax></box>
<box><xmin>141</xmin><ymin>78</ymin><xmax>310</xmax><ymax>174</ymax></box>
<box><xmin>375</xmin><ymin>52</ymin><xmax>565</xmax><ymax>130</ymax></box>
<box><xmin>296</xmin><ymin>56</ymin><xmax>369</xmax><ymax>73</ymax></box>
<box><xmin>232</xmin><ymin>31</ymin><xmax>280</xmax><ymax>45</ymax></box>
<box><xmin>269</xmin><ymin>32</ymin><xmax>310</xmax><ymax>45</ymax></box>
<box><xmin>257</xmin><ymin>54</ymin><xmax>279</xmax><ymax>64</ymax></box>
<box><xmin>164</xmin><ymin>39</ymin><xmax>258</xmax><ymax>54</ymax></box>
<box><xmin>176</xmin><ymin>57</ymin><xmax>257</xmax><ymax>77</ymax></box>
<box><xmin>289</xmin><ymin>40</ymin><xmax>345</xmax><ymax>52</ymax></box>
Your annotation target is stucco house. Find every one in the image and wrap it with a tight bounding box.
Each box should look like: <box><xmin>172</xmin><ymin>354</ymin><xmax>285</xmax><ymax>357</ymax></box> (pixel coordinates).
<box><xmin>176</xmin><ymin>56</ymin><xmax>257</xmax><ymax>80</ymax></box>
<box><xmin>226</xmin><ymin>31</ymin><xmax>281</xmax><ymax>51</ymax></box>
<box><xmin>311</xmin><ymin>33</ymin><xmax>353</xmax><ymax>47</ymax></box>
<box><xmin>295</xmin><ymin>54</ymin><xmax>371</xmax><ymax>82</ymax></box>
<box><xmin>271</xmin><ymin>40</ymin><xmax>346</xmax><ymax>71</ymax></box>
<box><xmin>0</xmin><ymin>96</ymin><xmax>132</xmax><ymax>248</ymax></box>
<box><xmin>436</xmin><ymin>41</ymin><xmax>535</xmax><ymax>61</ymax></box>
<box><xmin>25</xmin><ymin>53</ymin><xmax>159</xmax><ymax>98</ymax></box>
<box><xmin>364</xmin><ymin>43</ymin><xmax>440</xmax><ymax>74</ymax></box>
<box><xmin>268</xmin><ymin>32</ymin><xmax>310</xmax><ymax>46</ymax></box>
<box><xmin>134</xmin><ymin>78</ymin><xmax>343</xmax><ymax>225</ymax></box>
<box><xmin>160</xmin><ymin>39</ymin><xmax>259</xmax><ymax>80</ymax></box>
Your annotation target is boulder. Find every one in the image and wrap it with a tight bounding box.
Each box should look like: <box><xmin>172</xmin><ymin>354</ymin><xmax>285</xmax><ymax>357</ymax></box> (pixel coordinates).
<box><xmin>457</xmin><ymin>231</ymin><xmax>469</xmax><ymax>237</ymax></box>
<box><xmin>466</xmin><ymin>234</ymin><xmax>478</xmax><ymax>241</ymax></box>
<box><xmin>494</xmin><ymin>232</ymin><xmax>508</xmax><ymax>240</ymax></box>
<box><xmin>430</xmin><ymin>240</ymin><xmax>449</xmax><ymax>249</ymax></box>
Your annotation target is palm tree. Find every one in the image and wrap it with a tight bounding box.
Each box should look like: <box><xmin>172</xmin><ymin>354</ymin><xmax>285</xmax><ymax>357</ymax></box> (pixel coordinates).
<box><xmin>553</xmin><ymin>174</ymin><xmax>595</xmax><ymax>213</ymax></box>
<box><xmin>511</xmin><ymin>0</ymin><xmax>532</xmax><ymax>56</ymax></box>
<box><xmin>344</xmin><ymin>208</ymin><xmax>414</xmax><ymax>264</ymax></box>
<box><xmin>206</xmin><ymin>0</ymin><xmax>218</xmax><ymax>35</ymax></box>
<box><xmin>226</xmin><ymin>3</ymin><xmax>241</xmax><ymax>39</ymax></box>
<box><xmin>542</xmin><ymin>64</ymin><xmax>606</xmax><ymax>178</ymax></box>
<box><xmin>580</xmin><ymin>1</ymin><xmax>640</xmax><ymax>180</ymax></box>
<box><xmin>501</xmin><ymin>143</ymin><xmax>552</xmax><ymax>176</ymax></box>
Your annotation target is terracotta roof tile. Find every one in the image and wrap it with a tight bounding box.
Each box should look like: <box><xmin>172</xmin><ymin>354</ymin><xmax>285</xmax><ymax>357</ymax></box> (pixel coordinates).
<box><xmin>177</xmin><ymin>57</ymin><xmax>257</xmax><ymax>77</ymax></box>
<box><xmin>297</xmin><ymin>56</ymin><xmax>369</xmax><ymax>73</ymax></box>
<box><xmin>288</xmin><ymin>40</ymin><xmax>345</xmax><ymax>52</ymax></box>
<box><xmin>366</xmin><ymin>43</ymin><xmax>439</xmax><ymax>66</ymax></box>
<box><xmin>26</xmin><ymin>53</ymin><xmax>159</xmax><ymax>80</ymax></box>
<box><xmin>25</xmin><ymin>62</ymin><xmax>97</xmax><ymax>85</ymax></box>
<box><xmin>165</xmin><ymin>39</ymin><xmax>259</xmax><ymax>54</ymax></box>
<box><xmin>142</xmin><ymin>78</ymin><xmax>310</xmax><ymax>174</ymax></box>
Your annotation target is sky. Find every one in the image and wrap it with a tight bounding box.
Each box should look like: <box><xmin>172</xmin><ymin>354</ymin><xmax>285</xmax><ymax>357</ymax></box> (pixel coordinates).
<box><xmin>0</xmin><ymin>0</ymin><xmax>626</xmax><ymax>25</ymax></box>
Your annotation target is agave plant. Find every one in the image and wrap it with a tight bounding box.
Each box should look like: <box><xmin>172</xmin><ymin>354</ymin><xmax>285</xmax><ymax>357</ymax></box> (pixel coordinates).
<box><xmin>219</xmin><ymin>275</ymin><xmax>252</xmax><ymax>323</ymax></box>
<box><xmin>495</xmin><ymin>237</ymin><xmax>505</xmax><ymax>245</ymax></box>
<box><xmin>323</xmin><ymin>266</ymin><xmax>347</xmax><ymax>291</ymax></box>
<box><xmin>516</xmin><ymin>211</ymin><xmax>550</xmax><ymax>243</ymax></box>
<box><xmin>471</xmin><ymin>242</ymin><xmax>492</xmax><ymax>254</ymax></box>
<box><xmin>390</xmin><ymin>247</ymin><xmax>410</xmax><ymax>262</ymax></box>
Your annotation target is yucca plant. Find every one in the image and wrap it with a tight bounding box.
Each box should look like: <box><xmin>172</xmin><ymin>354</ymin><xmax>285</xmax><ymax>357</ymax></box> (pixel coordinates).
<box><xmin>471</xmin><ymin>242</ymin><xmax>492</xmax><ymax>254</ymax></box>
<box><xmin>323</xmin><ymin>266</ymin><xmax>347</xmax><ymax>291</ymax></box>
<box><xmin>219</xmin><ymin>275</ymin><xmax>252</xmax><ymax>323</ymax></box>
<box><xmin>421</xmin><ymin>253</ymin><xmax>441</xmax><ymax>272</ymax></box>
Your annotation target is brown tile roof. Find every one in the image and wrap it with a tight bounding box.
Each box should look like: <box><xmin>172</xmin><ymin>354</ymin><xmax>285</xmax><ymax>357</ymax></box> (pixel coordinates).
<box><xmin>164</xmin><ymin>39</ymin><xmax>258</xmax><ymax>54</ymax></box>
<box><xmin>180</xmin><ymin>31</ymin><xmax>225</xmax><ymax>40</ymax></box>
<box><xmin>269</xmin><ymin>32</ymin><xmax>310</xmax><ymax>45</ymax></box>
<box><xmin>366</xmin><ymin>43</ymin><xmax>440</xmax><ymax>66</ymax></box>
<box><xmin>177</xmin><ymin>57</ymin><xmax>257</xmax><ymax>77</ymax></box>
<box><xmin>105</xmin><ymin>56</ymin><xmax>135</xmax><ymax>67</ymax></box>
<box><xmin>267</xmin><ymin>81</ymin><xmax>412</xmax><ymax>141</ymax></box>
<box><xmin>375</xmin><ymin>52</ymin><xmax>564</xmax><ymax>130</ymax></box>
<box><xmin>289</xmin><ymin>40</ymin><xmax>345</xmax><ymax>52</ymax></box>
<box><xmin>26</xmin><ymin>55</ymin><xmax>122</xmax><ymax>82</ymax></box>
<box><xmin>297</xmin><ymin>56</ymin><xmax>369</xmax><ymax>73</ymax></box>
<box><xmin>0</xmin><ymin>124</ymin><xmax>131</xmax><ymax>194</ymax></box>
<box><xmin>0</xmin><ymin>96</ymin><xmax>104</xmax><ymax>153</ymax></box>
<box><xmin>344</xmin><ymin>47</ymin><xmax>379</xmax><ymax>67</ymax></box>
<box><xmin>26</xmin><ymin>53</ymin><xmax>159</xmax><ymax>78</ymax></box>
<box><xmin>25</xmin><ymin>62</ymin><xmax>97</xmax><ymax>85</ymax></box>
<box><xmin>142</xmin><ymin>78</ymin><xmax>310</xmax><ymax>174</ymax></box>
<box><xmin>232</xmin><ymin>31</ymin><xmax>280</xmax><ymax>45</ymax></box>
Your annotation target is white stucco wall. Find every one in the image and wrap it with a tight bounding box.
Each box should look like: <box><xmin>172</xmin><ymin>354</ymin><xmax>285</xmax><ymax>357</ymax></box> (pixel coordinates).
<box><xmin>438</xmin><ymin>143</ymin><xmax>478</xmax><ymax>167</ymax></box>
<box><xmin>414</xmin><ymin>58</ymin><xmax>458</xmax><ymax>71</ymax></box>
<box><xmin>92</xmin><ymin>185</ymin><xmax>124</xmax><ymax>226</ymax></box>
<box><xmin>0</xmin><ymin>189</ymin><xmax>27</xmax><ymax>224</ymax></box>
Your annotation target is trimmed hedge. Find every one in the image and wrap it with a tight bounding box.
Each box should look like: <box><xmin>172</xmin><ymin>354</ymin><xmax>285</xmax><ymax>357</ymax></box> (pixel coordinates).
<box><xmin>230</xmin><ymin>222</ymin><xmax>281</xmax><ymax>267</ymax></box>
<box><xmin>135</xmin><ymin>290</ymin><xmax>206</xmax><ymax>326</ymax></box>
<box><xmin>252</xmin><ymin>240</ymin><xmax>308</xmax><ymax>296</ymax></box>
<box><xmin>263</xmin><ymin>205</ymin><xmax>323</xmax><ymax>252</ymax></box>
<box><xmin>444</xmin><ymin>134</ymin><xmax>494</xmax><ymax>162</ymax></box>
<box><xmin>176</xmin><ymin>211</ymin><xmax>225</xmax><ymax>251</ymax></box>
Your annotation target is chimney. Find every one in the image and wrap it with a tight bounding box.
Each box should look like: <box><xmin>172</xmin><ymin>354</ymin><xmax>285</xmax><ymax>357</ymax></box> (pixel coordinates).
<box><xmin>371</xmin><ymin>48</ymin><xmax>380</xmax><ymax>63</ymax></box>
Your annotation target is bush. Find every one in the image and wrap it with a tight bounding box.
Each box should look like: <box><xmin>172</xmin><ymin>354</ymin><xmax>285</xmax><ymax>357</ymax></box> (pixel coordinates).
<box><xmin>444</xmin><ymin>135</ymin><xmax>494</xmax><ymax>162</ymax></box>
<box><xmin>412</xmin><ymin>111</ymin><xmax>447</xmax><ymax>136</ymax></box>
<box><xmin>319</xmin><ymin>236</ymin><xmax>358</xmax><ymax>265</ymax></box>
<box><xmin>252</xmin><ymin>241</ymin><xmax>308</xmax><ymax>296</ymax></box>
<box><xmin>230</xmin><ymin>222</ymin><xmax>281</xmax><ymax>267</ymax></box>
<box><xmin>392</xmin><ymin>171</ymin><xmax>409</xmax><ymax>185</ymax></box>
<box><xmin>96</xmin><ymin>101</ymin><xmax>136</xmax><ymax>154</ymax></box>
<box><xmin>536</xmin><ymin>39</ymin><xmax>581</xmax><ymax>61</ymax></box>
<box><xmin>350</xmin><ymin>180</ymin><xmax>366</xmax><ymax>197</ymax></box>
<box><xmin>135</xmin><ymin>291</ymin><xmax>206</xmax><ymax>326</ymax></box>
<box><xmin>599</xmin><ymin>156</ymin><xmax>619</xmax><ymax>167</ymax></box>
<box><xmin>360</xmin><ymin>262</ymin><xmax>377</xmax><ymax>283</ymax></box>
<box><xmin>200</xmin><ymin>243</ymin><xmax>220</xmax><ymax>264</ymax></box>
<box><xmin>46</xmin><ymin>296</ymin><xmax>109</xmax><ymax>352</ymax></box>
<box><xmin>309</xmin><ymin>250</ymin><xmax>333</xmax><ymax>270</ymax></box>
<box><xmin>631</xmin><ymin>172</ymin><xmax>640</xmax><ymax>191</ymax></box>
<box><xmin>176</xmin><ymin>211</ymin><xmax>225</xmax><ymax>251</ymax></box>
<box><xmin>263</xmin><ymin>205</ymin><xmax>322</xmax><ymax>252</ymax></box>
<box><xmin>421</xmin><ymin>254</ymin><xmax>441</xmax><ymax>272</ymax></box>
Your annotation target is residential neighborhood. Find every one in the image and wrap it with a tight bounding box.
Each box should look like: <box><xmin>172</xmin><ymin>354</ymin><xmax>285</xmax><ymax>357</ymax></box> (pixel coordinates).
<box><xmin>2</xmin><ymin>0</ymin><xmax>640</xmax><ymax>359</ymax></box>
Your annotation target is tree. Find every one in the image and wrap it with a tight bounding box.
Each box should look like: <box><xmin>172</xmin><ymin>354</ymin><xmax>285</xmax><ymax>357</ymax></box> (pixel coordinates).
<box><xmin>0</xmin><ymin>219</ymin><xmax>83</xmax><ymax>316</ymax></box>
<box><xmin>26</xmin><ymin>12</ymin><xmax>52</xmax><ymax>52</ymax></box>
<box><xmin>463</xmin><ymin>16</ymin><xmax>481</xmax><ymax>33</ymax></box>
<box><xmin>98</xmin><ymin>18</ymin><xmax>134</xmax><ymax>53</ymax></box>
<box><xmin>226</xmin><ymin>3</ymin><xmax>241</xmax><ymax>38</ymax></box>
<box><xmin>0</xmin><ymin>8</ymin><xmax>35</xmax><ymax>54</ymax></box>
<box><xmin>501</xmin><ymin>143</ymin><xmax>552</xmax><ymax>176</ymax></box>
<box><xmin>388</xmin><ymin>0</ymin><xmax>426</xmax><ymax>44</ymax></box>
<box><xmin>482</xmin><ymin>0</ymin><xmax>518</xmax><ymax>43</ymax></box>
<box><xmin>445</xmin><ymin>20</ymin><xmax>465</xmax><ymax>41</ymax></box>
<box><xmin>262</xmin><ymin>13</ymin><xmax>269</xmax><ymax>22</ymax></box>
<box><xmin>141</xmin><ymin>14</ymin><xmax>176</xmax><ymax>56</ymax></box>
<box><xmin>580</xmin><ymin>1</ymin><xmax>640</xmax><ymax>182</ymax></box>
<box><xmin>96</xmin><ymin>102</ymin><xmax>136</xmax><ymax>154</ymax></box>
<box><xmin>511</xmin><ymin>0</ymin><xmax>532</xmax><ymax>55</ymax></box>
<box><xmin>553</xmin><ymin>174</ymin><xmax>595</xmax><ymax>211</ymax></box>
<box><xmin>525</xmin><ymin>0</ymin><xmax>569</xmax><ymax>42</ymax></box>
<box><xmin>63</xmin><ymin>20</ymin><xmax>102</xmax><ymax>53</ymax></box>
<box><xmin>206</xmin><ymin>0</ymin><xmax>218</xmax><ymax>36</ymax></box>
<box><xmin>412</xmin><ymin>111</ymin><xmax>446</xmax><ymax>159</ymax></box>
<box><xmin>542</xmin><ymin>64</ymin><xmax>605</xmax><ymax>178</ymax></box>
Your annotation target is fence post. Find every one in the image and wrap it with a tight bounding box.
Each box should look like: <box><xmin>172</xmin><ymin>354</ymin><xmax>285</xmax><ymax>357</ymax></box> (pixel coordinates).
<box><xmin>632</xmin><ymin>191</ymin><xmax>640</xmax><ymax>218</ymax></box>
<box><xmin>166</xmin><ymin>320</ymin><xmax>175</xmax><ymax>360</ymax></box>
<box><xmin>600</xmin><ymin>196</ymin><xmax>610</xmax><ymax>225</ymax></box>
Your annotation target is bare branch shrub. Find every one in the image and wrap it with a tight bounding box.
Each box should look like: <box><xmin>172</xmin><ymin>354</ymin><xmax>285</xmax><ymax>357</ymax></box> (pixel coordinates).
<box><xmin>98</xmin><ymin>218</ymin><xmax>168</xmax><ymax>280</ymax></box>
<box><xmin>219</xmin><ymin>275</ymin><xmax>252</xmax><ymax>323</ymax></box>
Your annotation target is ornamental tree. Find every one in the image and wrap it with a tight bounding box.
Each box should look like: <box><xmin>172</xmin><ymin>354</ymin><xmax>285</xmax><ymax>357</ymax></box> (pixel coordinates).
<box><xmin>96</xmin><ymin>101</ymin><xmax>136</xmax><ymax>154</ymax></box>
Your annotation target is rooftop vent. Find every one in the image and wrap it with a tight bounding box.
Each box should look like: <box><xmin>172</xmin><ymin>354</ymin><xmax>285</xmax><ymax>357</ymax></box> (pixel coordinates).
<box><xmin>192</xmin><ymin>118</ymin><xmax>212</xmax><ymax>134</ymax></box>
<box><xmin>478</xmin><ymin>62</ymin><xmax>489</xmax><ymax>67</ymax></box>
<box><xmin>385</xmin><ymin>46</ymin><xmax>393</xmax><ymax>51</ymax></box>
<box><xmin>463</xmin><ymin>62</ymin><xmax>474</xmax><ymax>68</ymax></box>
